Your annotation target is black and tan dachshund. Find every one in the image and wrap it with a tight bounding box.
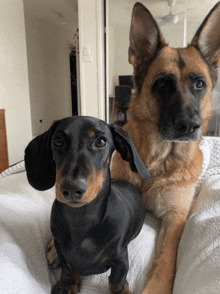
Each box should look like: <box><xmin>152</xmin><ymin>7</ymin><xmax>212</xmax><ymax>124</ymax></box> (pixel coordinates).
<box><xmin>25</xmin><ymin>116</ymin><xmax>151</xmax><ymax>294</ymax></box>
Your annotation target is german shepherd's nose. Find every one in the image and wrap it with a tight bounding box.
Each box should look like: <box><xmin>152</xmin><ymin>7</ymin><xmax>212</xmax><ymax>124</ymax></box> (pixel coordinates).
<box><xmin>174</xmin><ymin>111</ymin><xmax>202</xmax><ymax>135</ymax></box>
<box><xmin>159</xmin><ymin>107</ymin><xmax>203</xmax><ymax>142</ymax></box>
<box><xmin>175</xmin><ymin>120</ymin><xmax>200</xmax><ymax>135</ymax></box>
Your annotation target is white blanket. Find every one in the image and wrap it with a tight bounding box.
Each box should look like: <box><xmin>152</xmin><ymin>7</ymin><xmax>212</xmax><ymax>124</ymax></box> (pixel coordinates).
<box><xmin>173</xmin><ymin>174</ymin><xmax>220</xmax><ymax>294</ymax></box>
<box><xmin>1</xmin><ymin>136</ymin><xmax>220</xmax><ymax>293</ymax></box>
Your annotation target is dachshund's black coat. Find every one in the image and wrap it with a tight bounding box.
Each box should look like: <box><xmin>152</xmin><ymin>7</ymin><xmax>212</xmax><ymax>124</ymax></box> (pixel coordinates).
<box><xmin>25</xmin><ymin>116</ymin><xmax>151</xmax><ymax>294</ymax></box>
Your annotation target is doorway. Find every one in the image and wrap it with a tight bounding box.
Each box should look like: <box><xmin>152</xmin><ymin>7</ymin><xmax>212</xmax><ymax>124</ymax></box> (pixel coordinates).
<box><xmin>70</xmin><ymin>47</ymin><xmax>78</xmax><ymax>116</ymax></box>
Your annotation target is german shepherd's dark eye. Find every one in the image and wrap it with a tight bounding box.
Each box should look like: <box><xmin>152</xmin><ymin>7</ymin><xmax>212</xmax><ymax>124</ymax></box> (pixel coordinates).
<box><xmin>157</xmin><ymin>81</ymin><xmax>167</xmax><ymax>89</ymax></box>
<box><xmin>154</xmin><ymin>76</ymin><xmax>176</xmax><ymax>98</ymax></box>
<box><xmin>95</xmin><ymin>137</ymin><xmax>107</xmax><ymax>148</ymax></box>
<box><xmin>195</xmin><ymin>79</ymin><xmax>205</xmax><ymax>89</ymax></box>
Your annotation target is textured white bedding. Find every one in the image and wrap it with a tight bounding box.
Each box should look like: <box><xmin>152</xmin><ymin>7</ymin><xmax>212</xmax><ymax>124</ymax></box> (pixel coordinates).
<box><xmin>1</xmin><ymin>136</ymin><xmax>220</xmax><ymax>293</ymax></box>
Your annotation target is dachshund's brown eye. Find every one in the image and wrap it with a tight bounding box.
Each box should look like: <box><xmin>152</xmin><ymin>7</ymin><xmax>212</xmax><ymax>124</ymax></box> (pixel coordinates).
<box><xmin>54</xmin><ymin>138</ymin><xmax>65</xmax><ymax>147</ymax></box>
<box><xmin>95</xmin><ymin>137</ymin><xmax>107</xmax><ymax>148</ymax></box>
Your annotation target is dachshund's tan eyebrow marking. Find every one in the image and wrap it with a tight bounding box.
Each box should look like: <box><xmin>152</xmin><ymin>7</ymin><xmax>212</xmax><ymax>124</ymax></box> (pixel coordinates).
<box><xmin>90</xmin><ymin>130</ymin><xmax>96</xmax><ymax>137</ymax></box>
<box><xmin>65</xmin><ymin>129</ymin><xmax>70</xmax><ymax>135</ymax></box>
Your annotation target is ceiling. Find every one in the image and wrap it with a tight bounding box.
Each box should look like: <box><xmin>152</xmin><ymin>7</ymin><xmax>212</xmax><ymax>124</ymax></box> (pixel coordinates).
<box><xmin>108</xmin><ymin>0</ymin><xmax>220</xmax><ymax>25</ymax></box>
<box><xmin>23</xmin><ymin>0</ymin><xmax>220</xmax><ymax>39</ymax></box>
<box><xmin>108</xmin><ymin>0</ymin><xmax>220</xmax><ymax>46</ymax></box>
<box><xmin>23</xmin><ymin>0</ymin><xmax>78</xmax><ymax>30</ymax></box>
<box><xmin>22</xmin><ymin>0</ymin><xmax>220</xmax><ymax>49</ymax></box>
<box><xmin>109</xmin><ymin>0</ymin><xmax>219</xmax><ymax>22</ymax></box>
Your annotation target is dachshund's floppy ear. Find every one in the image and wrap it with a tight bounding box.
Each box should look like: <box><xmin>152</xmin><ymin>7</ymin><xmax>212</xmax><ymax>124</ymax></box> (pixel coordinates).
<box><xmin>110</xmin><ymin>124</ymin><xmax>151</xmax><ymax>180</ymax></box>
<box><xmin>25</xmin><ymin>121</ymin><xmax>60</xmax><ymax>191</ymax></box>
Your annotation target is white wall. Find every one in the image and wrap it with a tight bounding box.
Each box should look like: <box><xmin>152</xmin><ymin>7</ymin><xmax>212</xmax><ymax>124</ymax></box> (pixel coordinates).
<box><xmin>78</xmin><ymin>0</ymin><xmax>105</xmax><ymax>120</ymax></box>
<box><xmin>0</xmin><ymin>0</ymin><xmax>32</xmax><ymax>165</ymax></box>
<box><xmin>0</xmin><ymin>0</ymin><xmax>106</xmax><ymax>166</ymax></box>
<box><xmin>23</xmin><ymin>8</ymin><xmax>75</xmax><ymax>135</ymax></box>
<box><xmin>108</xmin><ymin>25</ymin><xmax>133</xmax><ymax>96</ymax></box>
<box><xmin>24</xmin><ymin>0</ymin><xmax>105</xmax><ymax>131</ymax></box>
<box><xmin>212</xmin><ymin>70</ymin><xmax>220</xmax><ymax>112</ymax></box>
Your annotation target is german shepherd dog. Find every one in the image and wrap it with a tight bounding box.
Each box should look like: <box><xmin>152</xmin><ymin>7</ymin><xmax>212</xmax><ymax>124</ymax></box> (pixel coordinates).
<box><xmin>46</xmin><ymin>2</ymin><xmax>220</xmax><ymax>294</ymax></box>
<box><xmin>111</xmin><ymin>1</ymin><xmax>220</xmax><ymax>293</ymax></box>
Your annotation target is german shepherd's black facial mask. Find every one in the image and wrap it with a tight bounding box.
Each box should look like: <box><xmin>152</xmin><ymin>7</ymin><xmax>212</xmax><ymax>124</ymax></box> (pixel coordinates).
<box><xmin>129</xmin><ymin>2</ymin><xmax>220</xmax><ymax>142</ymax></box>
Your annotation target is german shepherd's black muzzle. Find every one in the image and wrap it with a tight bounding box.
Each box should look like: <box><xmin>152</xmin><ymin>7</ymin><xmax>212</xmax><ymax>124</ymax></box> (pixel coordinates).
<box><xmin>157</xmin><ymin>76</ymin><xmax>204</xmax><ymax>142</ymax></box>
<box><xmin>159</xmin><ymin>107</ymin><xmax>203</xmax><ymax>142</ymax></box>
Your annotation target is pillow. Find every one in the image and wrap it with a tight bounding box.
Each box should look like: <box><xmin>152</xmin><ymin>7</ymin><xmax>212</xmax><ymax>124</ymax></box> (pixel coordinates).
<box><xmin>173</xmin><ymin>175</ymin><xmax>220</xmax><ymax>294</ymax></box>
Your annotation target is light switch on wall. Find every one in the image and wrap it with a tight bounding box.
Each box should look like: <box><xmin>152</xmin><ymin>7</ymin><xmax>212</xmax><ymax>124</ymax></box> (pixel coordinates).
<box><xmin>83</xmin><ymin>47</ymin><xmax>90</xmax><ymax>56</ymax></box>
<box><xmin>83</xmin><ymin>46</ymin><xmax>92</xmax><ymax>62</ymax></box>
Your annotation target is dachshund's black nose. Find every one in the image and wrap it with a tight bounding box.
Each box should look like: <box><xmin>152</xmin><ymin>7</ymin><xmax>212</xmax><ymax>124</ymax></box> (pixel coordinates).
<box><xmin>60</xmin><ymin>177</ymin><xmax>87</xmax><ymax>201</ymax></box>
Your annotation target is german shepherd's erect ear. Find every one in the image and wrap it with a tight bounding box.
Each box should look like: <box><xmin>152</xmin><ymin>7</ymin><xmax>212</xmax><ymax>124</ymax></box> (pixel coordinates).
<box><xmin>129</xmin><ymin>2</ymin><xmax>166</xmax><ymax>90</ymax></box>
<box><xmin>191</xmin><ymin>1</ymin><xmax>220</xmax><ymax>84</ymax></box>
<box><xmin>129</xmin><ymin>2</ymin><xmax>166</xmax><ymax>66</ymax></box>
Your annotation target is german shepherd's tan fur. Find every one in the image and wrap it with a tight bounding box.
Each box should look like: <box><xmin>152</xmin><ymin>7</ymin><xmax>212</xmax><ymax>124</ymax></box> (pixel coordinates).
<box><xmin>111</xmin><ymin>1</ymin><xmax>220</xmax><ymax>293</ymax></box>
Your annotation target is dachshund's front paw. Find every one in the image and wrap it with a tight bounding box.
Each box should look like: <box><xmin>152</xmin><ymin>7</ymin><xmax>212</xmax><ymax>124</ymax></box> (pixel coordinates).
<box><xmin>109</xmin><ymin>282</ymin><xmax>132</xmax><ymax>294</ymax></box>
<box><xmin>46</xmin><ymin>237</ymin><xmax>60</xmax><ymax>270</ymax></box>
<box><xmin>51</xmin><ymin>283</ymin><xmax>79</xmax><ymax>294</ymax></box>
<box><xmin>51</xmin><ymin>268</ymin><xmax>81</xmax><ymax>294</ymax></box>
